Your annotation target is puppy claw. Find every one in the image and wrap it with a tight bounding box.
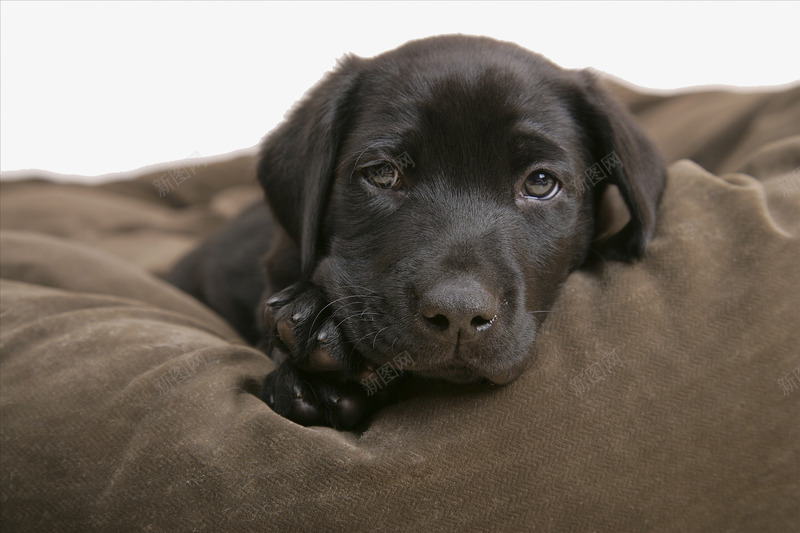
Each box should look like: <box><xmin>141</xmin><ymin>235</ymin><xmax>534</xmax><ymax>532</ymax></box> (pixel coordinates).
<box><xmin>265</xmin><ymin>295</ymin><xmax>283</xmax><ymax>307</ymax></box>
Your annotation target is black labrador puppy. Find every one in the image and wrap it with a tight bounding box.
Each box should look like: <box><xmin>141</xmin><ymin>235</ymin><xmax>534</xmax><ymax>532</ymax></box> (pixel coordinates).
<box><xmin>168</xmin><ymin>35</ymin><xmax>666</xmax><ymax>429</ymax></box>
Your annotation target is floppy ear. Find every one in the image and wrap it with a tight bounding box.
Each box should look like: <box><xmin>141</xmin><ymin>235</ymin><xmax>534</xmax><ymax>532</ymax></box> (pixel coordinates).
<box><xmin>257</xmin><ymin>55</ymin><xmax>363</xmax><ymax>277</ymax></box>
<box><xmin>573</xmin><ymin>71</ymin><xmax>667</xmax><ymax>260</ymax></box>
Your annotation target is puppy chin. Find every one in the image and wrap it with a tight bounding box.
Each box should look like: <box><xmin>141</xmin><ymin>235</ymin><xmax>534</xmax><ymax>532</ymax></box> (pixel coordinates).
<box><xmin>414</xmin><ymin>367</ymin><xmax>485</xmax><ymax>384</ymax></box>
<box><xmin>414</xmin><ymin>364</ymin><xmax>522</xmax><ymax>385</ymax></box>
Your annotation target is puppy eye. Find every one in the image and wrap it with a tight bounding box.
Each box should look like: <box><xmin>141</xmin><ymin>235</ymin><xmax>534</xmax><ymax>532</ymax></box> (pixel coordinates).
<box><xmin>362</xmin><ymin>163</ymin><xmax>402</xmax><ymax>190</ymax></box>
<box><xmin>522</xmin><ymin>170</ymin><xmax>561</xmax><ymax>200</ymax></box>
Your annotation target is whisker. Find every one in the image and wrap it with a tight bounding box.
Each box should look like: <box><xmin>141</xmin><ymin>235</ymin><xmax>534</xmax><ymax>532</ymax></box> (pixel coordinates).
<box><xmin>309</xmin><ymin>294</ymin><xmax>382</xmax><ymax>332</ymax></box>
<box><xmin>359</xmin><ymin>307</ymin><xmax>376</xmax><ymax>322</ymax></box>
<box><xmin>329</xmin><ymin>297</ymin><xmax>382</xmax><ymax>312</ymax></box>
<box><xmin>586</xmin><ymin>247</ymin><xmax>608</xmax><ymax>265</ymax></box>
<box><xmin>334</xmin><ymin>284</ymin><xmax>383</xmax><ymax>296</ymax></box>
<box><xmin>345</xmin><ymin>327</ymin><xmax>389</xmax><ymax>361</ymax></box>
<box><xmin>334</xmin><ymin>311</ymin><xmax>381</xmax><ymax>331</ymax></box>
<box><xmin>371</xmin><ymin>326</ymin><xmax>391</xmax><ymax>350</ymax></box>
<box><xmin>308</xmin><ymin>287</ymin><xmax>386</xmax><ymax>331</ymax></box>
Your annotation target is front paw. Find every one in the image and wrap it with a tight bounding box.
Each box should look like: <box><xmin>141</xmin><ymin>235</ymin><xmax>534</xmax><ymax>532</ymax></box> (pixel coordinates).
<box><xmin>260</xmin><ymin>282</ymin><xmax>400</xmax><ymax>428</ymax></box>
<box><xmin>263</xmin><ymin>282</ymin><xmax>359</xmax><ymax>375</ymax></box>
<box><xmin>260</xmin><ymin>362</ymin><xmax>371</xmax><ymax>429</ymax></box>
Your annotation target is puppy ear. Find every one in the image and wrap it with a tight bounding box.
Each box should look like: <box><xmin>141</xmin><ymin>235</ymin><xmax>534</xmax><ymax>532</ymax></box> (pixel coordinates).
<box><xmin>257</xmin><ymin>56</ymin><xmax>362</xmax><ymax>276</ymax></box>
<box><xmin>574</xmin><ymin>71</ymin><xmax>667</xmax><ymax>260</ymax></box>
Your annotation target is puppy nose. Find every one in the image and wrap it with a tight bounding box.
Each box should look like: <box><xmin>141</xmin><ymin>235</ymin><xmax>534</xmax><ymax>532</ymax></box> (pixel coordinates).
<box><xmin>417</xmin><ymin>277</ymin><xmax>499</xmax><ymax>343</ymax></box>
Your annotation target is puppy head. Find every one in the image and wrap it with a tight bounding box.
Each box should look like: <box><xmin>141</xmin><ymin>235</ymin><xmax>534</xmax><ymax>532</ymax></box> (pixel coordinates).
<box><xmin>258</xmin><ymin>35</ymin><xmax>666</xmax><ymax>384</ymax></box>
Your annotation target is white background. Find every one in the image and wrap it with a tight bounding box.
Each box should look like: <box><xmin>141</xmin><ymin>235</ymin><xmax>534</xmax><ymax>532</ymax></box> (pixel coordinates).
<box><xmin>1</xmin><ymin>1</ymin><xmax>798</xmax><ymax>181</ymax></box>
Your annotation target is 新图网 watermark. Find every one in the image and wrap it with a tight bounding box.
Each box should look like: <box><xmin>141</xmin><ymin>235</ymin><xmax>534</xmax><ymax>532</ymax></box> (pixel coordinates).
<box><xmin>579</xmin><ymin>150</ymin><xmax>623</xmax><ymax>193</ymax></box>
<box><xmin>569</xmin><ymin>349</ymin><xmax>623</xmax><ymax>397</ymax></box>
<box><xmin>153</xmin><ymin>351</ymin><xmax>211</xmax><ymax>397</ymax></box>
<box><xmin>777</xmin><ymin>167</ymin><xmax>800</xmax><ymax>197</ymax></box>
<box><xmin>776</xmin><ymin>363</ymin><xmax>800</xmax><ymax>396</ymax></box>
<box><xmin>152</xmin><ymin>151</ymin><xmax>206</xmax><ymax>198</ymax></box>
<box><xmin>361</xmin><ymin>351</ymin><xmax>414</xmax><ymax>396</ymax></box>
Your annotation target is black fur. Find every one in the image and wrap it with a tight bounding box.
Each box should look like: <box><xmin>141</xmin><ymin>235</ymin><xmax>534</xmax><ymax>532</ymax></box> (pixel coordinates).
<box><xmin>168</xmin><ymin>35</ymin><xmax>666</xmax><ymax>429</ymax></box>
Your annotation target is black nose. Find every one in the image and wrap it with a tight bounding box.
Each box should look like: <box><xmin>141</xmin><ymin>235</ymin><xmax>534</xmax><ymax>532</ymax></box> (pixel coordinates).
<box><xmin>417</xmin><ymin>277</ymin><xmax>500</xmax><ymax>344</ymax></box>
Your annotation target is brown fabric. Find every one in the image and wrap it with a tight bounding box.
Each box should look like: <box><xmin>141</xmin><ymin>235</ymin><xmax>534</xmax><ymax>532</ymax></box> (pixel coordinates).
<box><xmin>1</xmin><ymin>82</ymin><xmax>799</xmax><ymax>531</ymax></box>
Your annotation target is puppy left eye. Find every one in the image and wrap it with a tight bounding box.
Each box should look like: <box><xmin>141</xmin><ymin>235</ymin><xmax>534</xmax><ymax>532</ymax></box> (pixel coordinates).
<box><xmin>522</xmin><ymin>170</ymin><xmax>561</xmax><ymax>200</ymax></box>
<box><xmin>363</xmin><ymin>163</ymin><xmax>402</xmax><ymax>190</ymax></box>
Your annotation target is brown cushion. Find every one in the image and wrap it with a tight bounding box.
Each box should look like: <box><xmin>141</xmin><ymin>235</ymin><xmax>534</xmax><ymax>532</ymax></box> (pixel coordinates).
<box><xmin>1</xmin><ymin>83</ymin><xmax>798</xmax><ymax>530</ymax></box>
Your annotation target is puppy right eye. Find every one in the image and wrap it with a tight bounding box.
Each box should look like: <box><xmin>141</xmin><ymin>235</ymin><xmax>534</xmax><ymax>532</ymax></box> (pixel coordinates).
<box><xmin>362</xmin><ymin>163</ymin><xmax>402</xmax><ymax>190</ymax></box>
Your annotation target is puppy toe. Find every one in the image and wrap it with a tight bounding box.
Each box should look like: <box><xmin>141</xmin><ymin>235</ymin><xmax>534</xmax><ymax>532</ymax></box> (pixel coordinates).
<box><xmin>356</xmin><ymin>361</ymin><xmax>378</xmax><ymax>381</ymax></box>
<box><xmin>286</xmin><ymin>391</ymin><xmax>322</xmax><ymax>427</ymax></box>
<box><xmin>263</xmin><ymin>282</ymin><xmax>356</xmax><ymax>373</ymax></box>
<box><xmin>306</xmin><ymin>320</ymin><xmax>346</xmax><ymax>371</ymax></box>
<box><xmin>275</xmin><ymin>316</ymin><xmax>299</xmax><ymax>353</ymax></box>
<box><xmin>330</xmin><ymin>395</ymin><xmax>367</xmax><ymax>430</ymax></box>
<box><xmin>320</xmin><ymin>383</ymin><xmax>369</xmax><ymax>430</ymax></box>
<box><xmin>260</xmin><ymin>364</ymin><xmax>322</xmax><ymax>426</ymax></box>
<box><xmin>260</xmin><ymin>362</ymin><xmax>375</xmax><ymax>429</ymax></box>
<box><xmin>308</xmin><ymin>346</ymin><xmax>342</xmax><ymax>371</ymax></box>
<box><xmin>263</xmin><ymin>284</ymin><xmax>315</xmax><ymax>357</ymax></box>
